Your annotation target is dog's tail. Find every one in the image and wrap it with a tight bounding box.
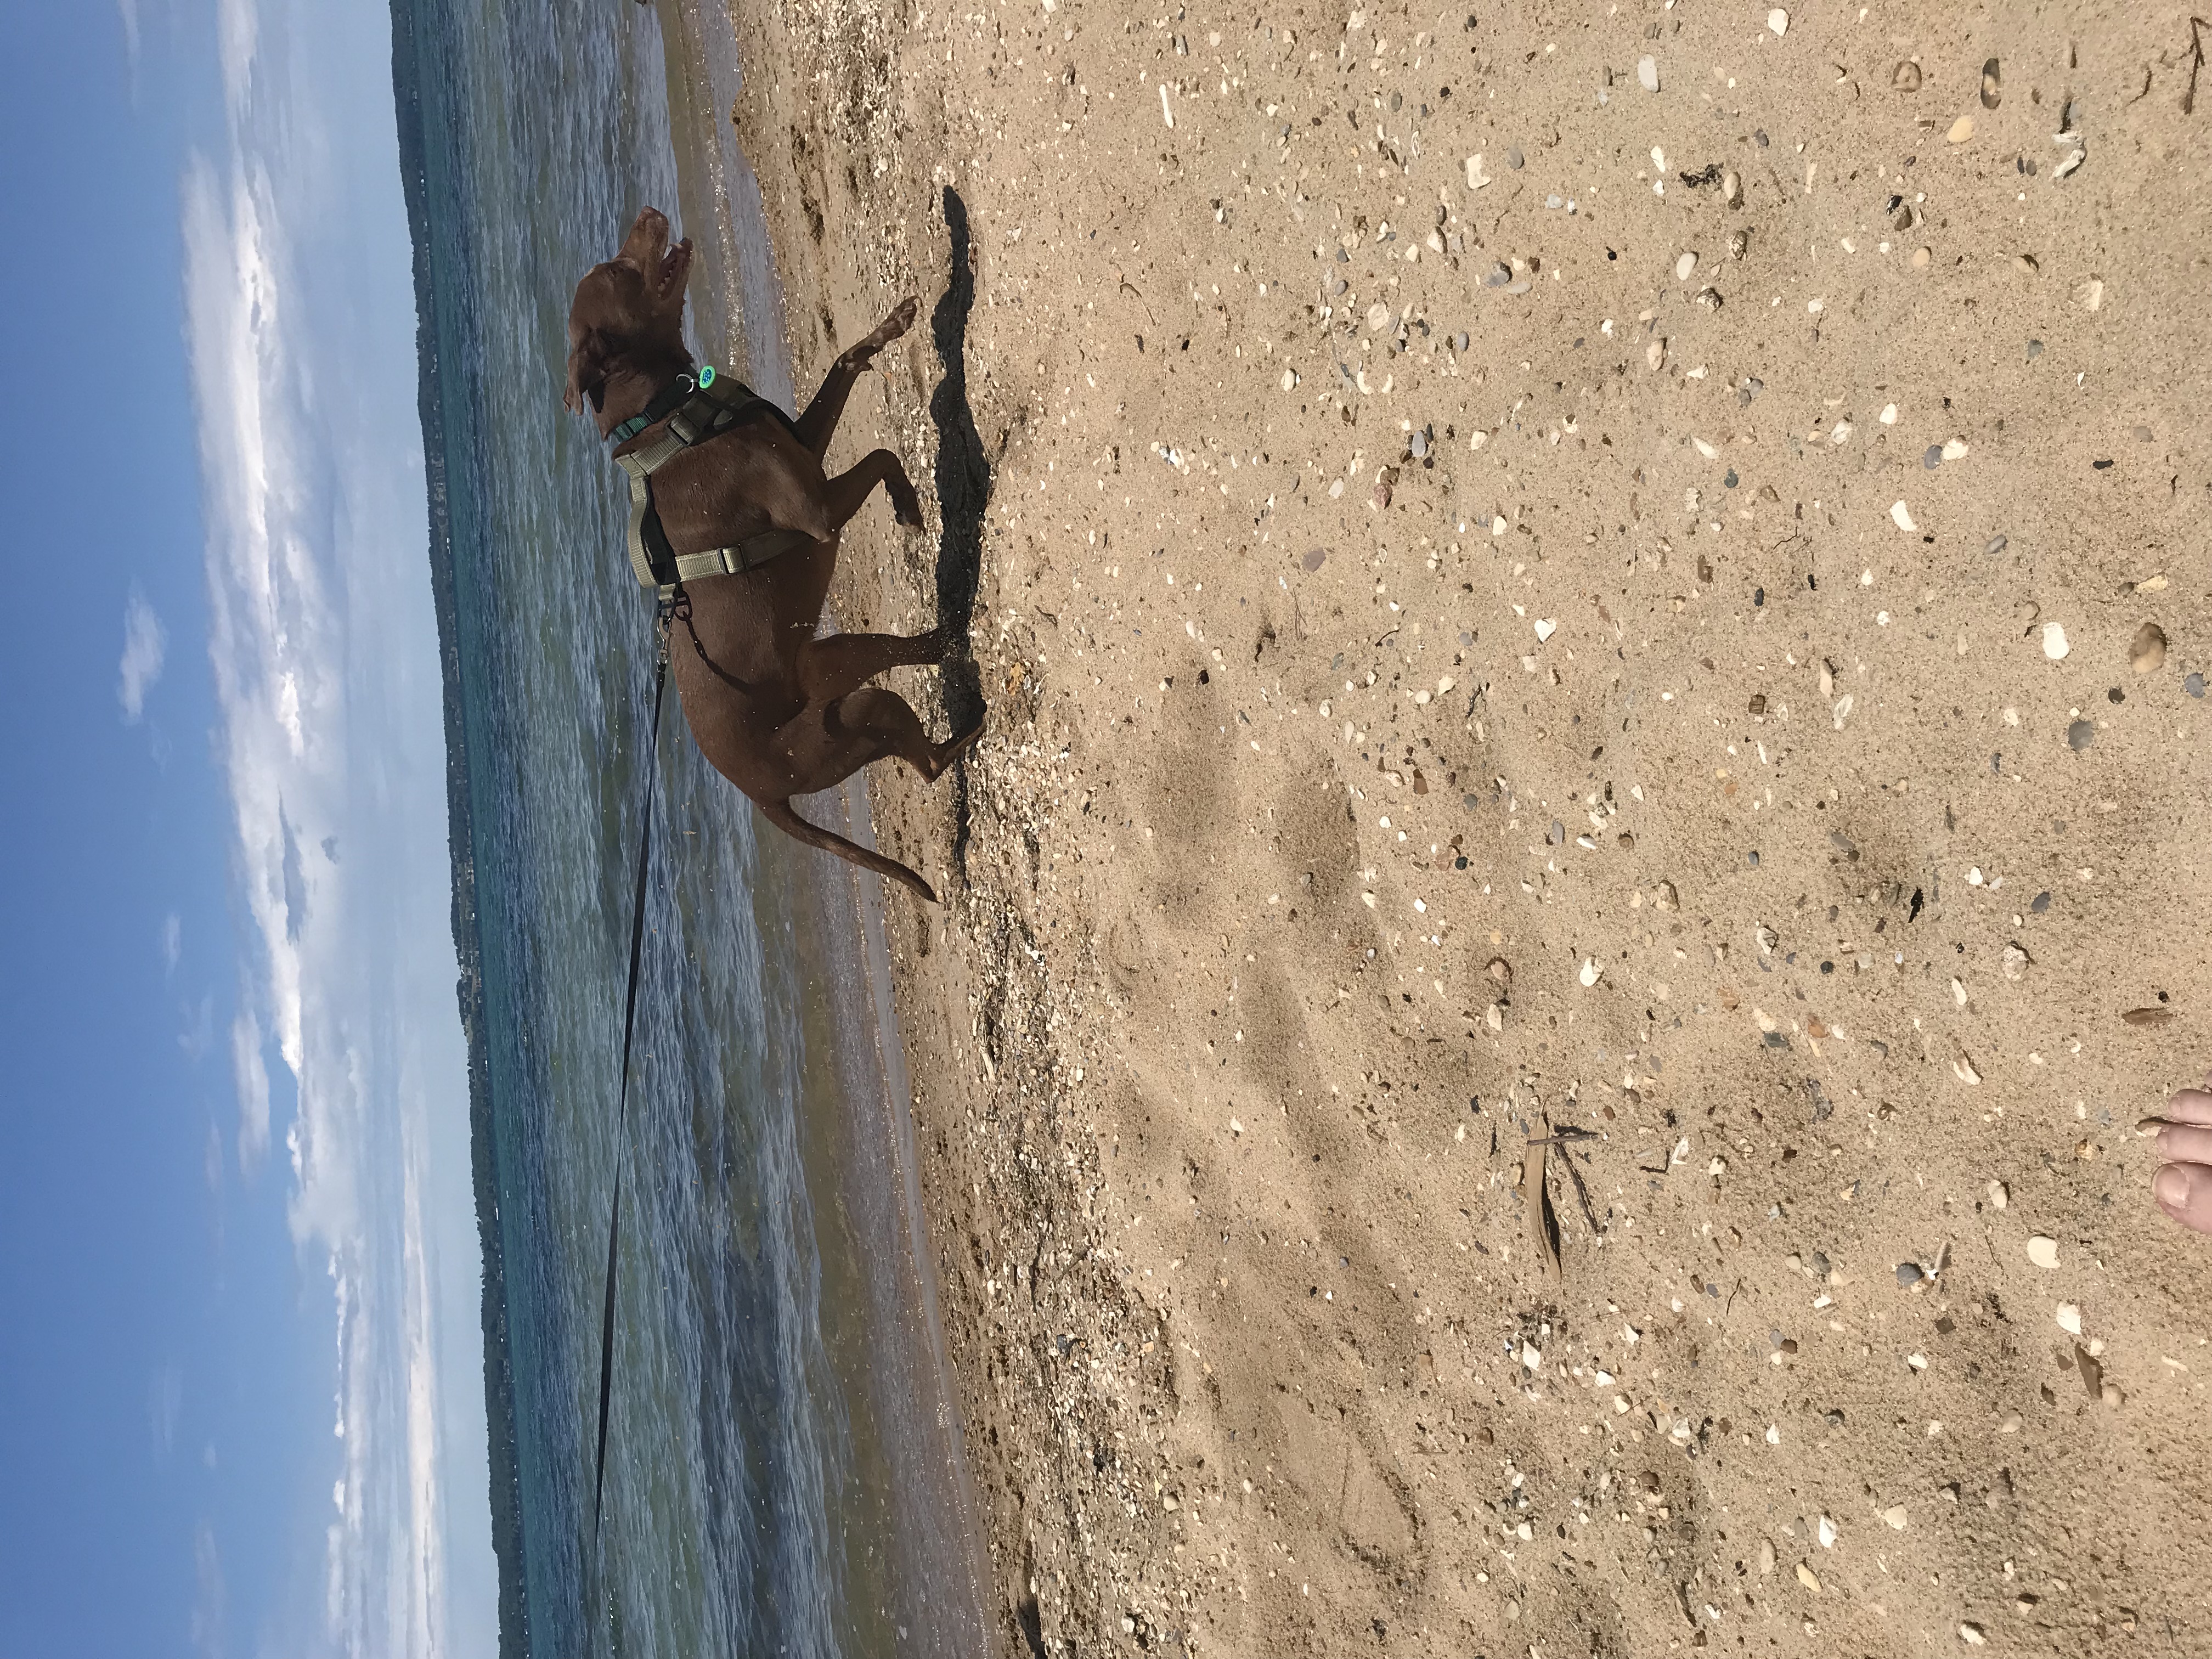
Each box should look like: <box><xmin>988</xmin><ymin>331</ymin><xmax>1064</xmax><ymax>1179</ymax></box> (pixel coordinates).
<box><xmin>761</xmin><ymin>798</ymin><xmax>938</xmax><ymax>904</ymax></box>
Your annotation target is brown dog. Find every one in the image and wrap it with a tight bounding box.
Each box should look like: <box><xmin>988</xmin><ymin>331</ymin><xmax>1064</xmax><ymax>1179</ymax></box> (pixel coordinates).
<box><xmin>565</xmin><ymin>207</ymin><xmax>978</xmax><ymax>901</ymax></box>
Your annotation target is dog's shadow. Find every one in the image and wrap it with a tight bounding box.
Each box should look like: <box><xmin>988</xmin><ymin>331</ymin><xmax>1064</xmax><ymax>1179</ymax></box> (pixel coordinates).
<box><xmin>928</xmin><ymin>185</ymin><xmax>990</xmax><ymax>888</ymax></box>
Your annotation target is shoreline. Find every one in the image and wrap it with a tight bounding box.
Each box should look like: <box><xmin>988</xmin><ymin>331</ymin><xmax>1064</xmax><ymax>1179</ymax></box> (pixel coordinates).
<box><xmin>657</xmin><ymin>6</ymin><xmax>992</xmax><ymax>1655</ymax></box>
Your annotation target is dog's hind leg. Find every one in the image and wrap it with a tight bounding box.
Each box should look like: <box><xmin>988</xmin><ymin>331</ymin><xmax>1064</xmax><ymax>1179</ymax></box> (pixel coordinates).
<box><xmin>829</xmin><ymin>687</ymin><xmax>984</xmax><ymax>781</ymax></box>
<box><xmin>796</xmin><ymin>628</ymin><xmax>950</xmax><ymax>704</ymax></box>
<box><xmin>794</xmin><ymin>297</ymin><xmax>920</xmax><ymax>458</ymax></box>
<box><xmin>779</xmin><ymin>688</ymin><xmax>981</xmax><ymax>793</ymax></box>
<box><xmin>823</xmin><ymin>449</ymin><xmax>925</xmax><ymax>531</ymax></box>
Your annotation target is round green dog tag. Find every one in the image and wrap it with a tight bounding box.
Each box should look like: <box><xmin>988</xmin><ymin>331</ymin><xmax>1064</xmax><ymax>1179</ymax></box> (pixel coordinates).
<box><xmin>698</xmin><ymin>364</ymin><xmax>717</xmax><ymax>388</ymax></box>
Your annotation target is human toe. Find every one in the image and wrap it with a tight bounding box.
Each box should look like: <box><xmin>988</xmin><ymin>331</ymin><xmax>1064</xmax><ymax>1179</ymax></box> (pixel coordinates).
<box><xmin>2165</xmin><ymin>1086</ymin><xmax>2212</xmax><ymax>1125</ymax></box>
<box><xmin>2152</xmin><ymin>1161</ymin><xmax>2212</xmax><ymax>1235</ymax></box>
<box><xmin>2158</xmin><ymin>1124</ymin><xmax>2212</xmax><ymax>1165</ymax></box>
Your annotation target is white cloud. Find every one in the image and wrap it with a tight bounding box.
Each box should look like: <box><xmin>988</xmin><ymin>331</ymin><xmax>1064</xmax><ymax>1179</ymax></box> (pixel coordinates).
<box><xmin>229</xmin><ymin>1007</ymin><xmax>269</xmax><ymax>1172</ymax></box>
<box><xmin>191</xmin><ymin>1520</ymin><xmax>226</xmax><ymax>1659</ymax></box>
<box><xmin>163</xmin><ymin>912</ymin><xmax>183</xmax><ymax>973</ymax></box>
<box><xmin>150</xmin><ymin>1361</ymin><xmax>183</xmax><ymax>1462</ymax></box>
<box><xmin>179</xmin><ymin>991</ymin><xmax>216</xmax><ymax>1062</ymax></box>
<box><xmin>180</xmin><ymin>1</ymin><xmax>492</xmax><ymax>1653</ymax></box>
<box><xmin>118</xmin><ymin>583</ymin><xmax>167</xmax><ymax>722</ymax></box>
<box><xmin>117</xmin><ymin>0</ymin><xmax>143</xmax><ymax>84</ymax></box>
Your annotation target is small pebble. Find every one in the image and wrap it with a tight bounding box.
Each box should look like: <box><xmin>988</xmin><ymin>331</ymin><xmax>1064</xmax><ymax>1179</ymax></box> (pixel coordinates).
<box><xmin>2027</xmin><ymin>1235</ymin><xmax>2060</xmax><ymax>1269</ymax></box>
<box><xmin>1796</xmin><ymin>1563</ymin><xmax>1821</xmax><ymax>1594</ymax></box>
<box><xmin>1767</xmin><ymin>9</ymin><xmax>1788</xmax><ymax>37</ymax></box>
<box><xmin>2055</xmin><ymin>1303</ymin><xmax>2082</xmax><ymax>1335</ymax></box>
<box><xmin>2186</xmin><ymin>673</ymin><xmax>2205</xmax><ymax>698</ymax></box>
<box><xmin>1674</xmin><ymin>251</ymin><xmax>1697</xmax><ymax>281</ymax></box>
<box><xmin>1504</xmin><ymin>146</ymin><xmax>1524</xmax><ymax>170</ymax></box>
<box><xmin>1889</xmin><ymin>500</ymin><xmax>1917</xmax><ymax>532</ymax></box>
<box><xmin>2042</xmin><ymin>622</ymin><xmax>2070</xmax><ymax>660</ymax></box>
<box><xmin>1892</xmin><ymin>60</ymin><xmax>1922</xmax><ymax>92</ymax></box>
<box><xmin>1988</xmin><ymin>1180</ymin><xmax>2009</xmax><ymax>1210</ymax></box>
<box><xmin>1895</xmin><ymin>1262</ymin><xmax>1923</xmax><ymax>1287</ymax></box>
<box><xmin>1923</xmin><ymin>445</ymin><xmax>1943</xmax><ymax>470</ymax></box>
<box><xmin>1409</xmin><ymin>430</ymin><xmax>1427</xmax><ymax>459</ymax></box>
<box><xmin>1638</xmin><ymin>55</ymin><xmax>1659</xmax><ymax>92</ymax></box>
<box><xmin>1985</xmin><ymin>533</ymin><xmax>2008</xmax><ymax>555</ymax></box>
<box><xmin>1947</xmin><ymin>114</ymin><xmax>1975</xmax><ymax>144</ymax></box>
<box><xmin>1301</xmin><ymin>546</ymin><xmax>1327</xmax><ymax>572</ymax></box>
<box><xmin>2067</xmin><ymin>720</ymin><xmax>2096</xmax><ymax>751</ymax></box>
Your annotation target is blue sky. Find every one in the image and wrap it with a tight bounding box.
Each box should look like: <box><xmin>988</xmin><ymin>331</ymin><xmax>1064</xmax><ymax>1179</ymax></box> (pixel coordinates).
<box><xmin>0</xmin><ymin>2</ymin><xmax>493</xmax><ymax>1655</ymax></box>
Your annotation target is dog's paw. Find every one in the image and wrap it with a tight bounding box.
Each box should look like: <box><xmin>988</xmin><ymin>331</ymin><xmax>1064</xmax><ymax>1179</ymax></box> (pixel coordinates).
<box><xmin>878</xmin><ymin>295</ymin><xmax>919</xmax><ymax>342</ymax></box>
<box><xmin>845</xmin><ymin>297</ymin><xmax>919</xmax><ymax>369</ymax></box>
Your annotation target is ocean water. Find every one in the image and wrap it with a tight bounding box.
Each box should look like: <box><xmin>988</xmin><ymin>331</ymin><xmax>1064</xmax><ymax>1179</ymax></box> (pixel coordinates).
<box><xmin>388</xmin><ymin>3</ymin><xmax>981</xmax><ymax>1655</ymax></box>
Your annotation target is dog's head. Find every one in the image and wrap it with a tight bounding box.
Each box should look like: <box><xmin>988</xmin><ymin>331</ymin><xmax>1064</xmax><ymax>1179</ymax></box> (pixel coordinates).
<box><xmin>564</xmin><ymin>207</ymin><xmax>695</xmax><ymax>416</ymax></box>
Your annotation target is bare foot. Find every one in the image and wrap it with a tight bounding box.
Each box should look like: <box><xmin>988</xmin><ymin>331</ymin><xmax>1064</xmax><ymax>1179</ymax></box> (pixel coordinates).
<box><xmin>2138</xmin><ymin>1074</ymin><xmax>2212</xmax><ymax>1233</ymax></box>
<box><xmin>841</xmin><ymin>296</ymin><xmax>920</xmax><ymax>371</ymax></box>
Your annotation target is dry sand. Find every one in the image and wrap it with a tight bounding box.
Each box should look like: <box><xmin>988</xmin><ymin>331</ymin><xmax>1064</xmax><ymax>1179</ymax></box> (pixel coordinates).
<box><xmin>715</xmin><ymin>2</ymin><xmax>2212</xmax><ymax>1654</ymax></box>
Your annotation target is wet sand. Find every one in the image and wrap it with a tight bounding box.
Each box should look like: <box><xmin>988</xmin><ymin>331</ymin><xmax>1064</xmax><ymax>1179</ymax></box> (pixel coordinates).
<box><xmin>657</xmin><ymin>7</ymin><xmax>991</xmax><ymax>1656</ymax></box>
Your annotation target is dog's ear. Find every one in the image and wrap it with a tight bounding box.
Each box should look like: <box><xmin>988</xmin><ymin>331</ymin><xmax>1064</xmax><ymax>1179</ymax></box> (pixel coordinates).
<box><xmin>564</xmin><ymin>326</ymin><xmax>612</xmax><ymax>415</ymax></box>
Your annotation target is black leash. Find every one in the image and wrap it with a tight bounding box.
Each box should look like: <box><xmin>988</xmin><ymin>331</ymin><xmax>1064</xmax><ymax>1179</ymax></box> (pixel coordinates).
<box><xmin>590</xmin><ymin>603</ymin><xmax>673</xmax><ymax>1542</ymax></box>
<box><xmin>667</xmin><ymin>580</ymin><xmax>760</xmax><ymax>698</ymax></box>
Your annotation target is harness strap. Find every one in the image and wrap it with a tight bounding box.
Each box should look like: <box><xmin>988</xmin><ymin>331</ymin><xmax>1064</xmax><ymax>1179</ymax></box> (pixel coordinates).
<box><xmin>611</xmin><ymin>372</ymin><xmax>811</xmax><ymax>595</ymax></box>
<box><xmin>665</xmin><ymin>532</ymin><xmax>815</xmax><ymax>583</ymax></box>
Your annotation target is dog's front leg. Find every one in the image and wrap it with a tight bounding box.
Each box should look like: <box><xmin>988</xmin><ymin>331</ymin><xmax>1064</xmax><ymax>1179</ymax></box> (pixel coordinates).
<box><xmin>793</xmin><ymin>297</ymin><xmax>919</xmax><ymax>459</ymax></box>
<box><xmin>822</xmin><ymin>449</ymin><xmax>925</xmax><ymax>531</ymax></box>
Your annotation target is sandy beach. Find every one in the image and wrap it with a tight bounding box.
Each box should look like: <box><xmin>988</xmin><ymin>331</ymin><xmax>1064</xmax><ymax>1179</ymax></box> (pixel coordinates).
<box><xmin>717</xmin><ymin>3</ymin><xmax>2212</xmax><ymax>1654</ymax></box>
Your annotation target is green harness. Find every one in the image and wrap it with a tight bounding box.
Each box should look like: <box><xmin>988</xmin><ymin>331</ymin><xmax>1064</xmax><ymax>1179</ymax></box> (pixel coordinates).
<box><xmin>610</xmin><ymin>365</ymin><xmax>812</xmax><ymax>597</ymax></box>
